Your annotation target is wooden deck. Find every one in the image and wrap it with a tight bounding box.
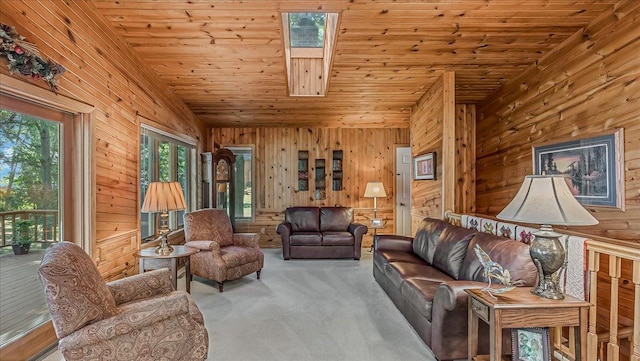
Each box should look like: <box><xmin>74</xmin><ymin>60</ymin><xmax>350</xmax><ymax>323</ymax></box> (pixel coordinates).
<box><xmin>0</xmin><ymin>250</ymin><xmax>50</xmax><ymax>346</ymax></box>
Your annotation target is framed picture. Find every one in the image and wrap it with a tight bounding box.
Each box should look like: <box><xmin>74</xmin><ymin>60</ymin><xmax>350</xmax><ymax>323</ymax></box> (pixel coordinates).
<box><xmin>414</xmin><ymin>152</ymin><xmax>436</xmax><ymax>180</ymax></box>
<box><xmin>511</xmin><ymin>328</ymin><xmax>551</xmax><ymax>361</ymax></box>
<box><xmin>533</xmin><ymin>129</ymin><xmax>624</xmax><ymax>209</ymax></box>
<box><xmin>371</xmin><ymin>218</ymin><xmax>383</xmax><ymax>227</ymax></box>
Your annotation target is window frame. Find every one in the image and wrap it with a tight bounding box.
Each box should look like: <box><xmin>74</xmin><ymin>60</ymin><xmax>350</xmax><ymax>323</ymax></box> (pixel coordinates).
<box><xmin>139</xmin><ymin>124</ymin><xmax>195</xmax><ymax>242</ymax></box>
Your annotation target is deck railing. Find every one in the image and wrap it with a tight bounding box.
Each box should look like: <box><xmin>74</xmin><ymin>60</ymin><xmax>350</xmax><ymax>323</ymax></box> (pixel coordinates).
<box><xmin>0</xmin><ymin>210</ymin><xmax>59</xmax><ymax>247</ymax></box>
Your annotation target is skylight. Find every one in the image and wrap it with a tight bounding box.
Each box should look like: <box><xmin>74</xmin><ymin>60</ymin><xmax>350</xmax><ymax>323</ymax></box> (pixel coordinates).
<box><xmin>282</xmin><ymin>12</ymin><xmax>339</xmax><ymax>97</ymax></box>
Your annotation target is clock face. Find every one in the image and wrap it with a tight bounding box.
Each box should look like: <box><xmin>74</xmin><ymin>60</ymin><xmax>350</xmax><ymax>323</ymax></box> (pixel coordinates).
<box><xmin>216</xmin><ymin>159</ymin><xmax>230</xmax><ymax>181</ymax></box>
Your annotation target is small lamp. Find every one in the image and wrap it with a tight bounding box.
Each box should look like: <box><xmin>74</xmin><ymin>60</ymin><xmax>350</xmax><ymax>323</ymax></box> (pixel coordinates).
<box><xmin>141</xmin><ymin>181</ymin><xmax>187</xmax><ymax>255</ymax></box>
<box><xmin>497</xmin><ymin>175</ymin><xmax>598</xmax><ymax>300</ymax></box>
<box><xmin>364</xmin><ymin>181</ymin><xmax>387</xmax><ymax>226</ymax></box>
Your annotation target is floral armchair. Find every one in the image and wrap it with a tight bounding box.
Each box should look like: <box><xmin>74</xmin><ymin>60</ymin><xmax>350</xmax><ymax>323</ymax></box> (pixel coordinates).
<box><xmin>38</xmin><ymin>242</ymin><xmax>208</xmax><ymax>361</ymax></box>
<box><xmin>184</xmin><ymin>208</ymin><xmax>264</xmax><ymax>292</ymax></box>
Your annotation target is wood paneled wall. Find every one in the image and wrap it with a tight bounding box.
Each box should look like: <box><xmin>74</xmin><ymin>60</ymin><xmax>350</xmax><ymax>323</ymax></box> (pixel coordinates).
<box><xmin>0</xmin><ymin>2</ymin><xmax>206</xmax><ymax>280</ymax></box>
<box><xmin>476</xmin><ymin>1</ymin><xmax>640</xmax><ymax>242</ymax></box>
<box><xmin>211</xmin><ymin>127</ymin><xmax>409</xmax><ymax>248</ymax></box>
<box><xmin>409</xmin><ymin>72</ymin><xmax>456</xmax><ymax>232</ymax></box>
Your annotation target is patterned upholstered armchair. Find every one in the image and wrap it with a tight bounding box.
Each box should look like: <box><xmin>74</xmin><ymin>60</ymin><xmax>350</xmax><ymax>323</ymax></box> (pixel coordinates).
<box><xmin>38</xmin><ymin>242</ymin><xmax>209</xmax><ymax>361</ymax></box>
<box><xmin>184</xmin><ymin>208</ymin><xmax>264</xmax><ymax>292</ymax></box>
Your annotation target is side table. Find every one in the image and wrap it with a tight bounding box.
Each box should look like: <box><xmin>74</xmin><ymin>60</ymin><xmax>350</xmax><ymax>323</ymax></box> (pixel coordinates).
<box><xmin>466</xmin><ymin>287</ymin><xmax>591</xmax><ymax>361</ymax></box>
<box><xmin>369</xmin><ymin>224</ymin><xmax>385</xmax><ymax>252</ymax></box>
<box><xmin>137</xmin><ymin>245</ymin><xmax>198</xmax><ymax>293</ymax></box>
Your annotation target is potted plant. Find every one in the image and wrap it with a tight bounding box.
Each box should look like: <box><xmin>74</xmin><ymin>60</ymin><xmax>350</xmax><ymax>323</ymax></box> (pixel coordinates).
<box><xmin>12</xmin><ymin>219</ymin><xmax>33</xmax><ymax>255</ymax></box>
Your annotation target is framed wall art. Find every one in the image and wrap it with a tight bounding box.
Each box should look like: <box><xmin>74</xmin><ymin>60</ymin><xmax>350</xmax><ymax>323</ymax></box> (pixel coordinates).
<box><xmin>511</xmin><ymin>328</ymin><xmax>551</xmax><ymax>361</ymax></box>
<box><xmin>414</xmin><ymin>152</ymin><xmax>436</xmax><ymax>180</ymax></box>
<box><xmin>533</xmin><ymin>129</ymin><xmax>624</xmax><ymax>209</ymax></box>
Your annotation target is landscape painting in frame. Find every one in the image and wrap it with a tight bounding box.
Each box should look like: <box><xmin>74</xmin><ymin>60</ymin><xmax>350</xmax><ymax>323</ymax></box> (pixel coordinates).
<box><xmin>533</xmin><ymin>130</ymin><xmax>623</xmax><ymax>208</ymax></box>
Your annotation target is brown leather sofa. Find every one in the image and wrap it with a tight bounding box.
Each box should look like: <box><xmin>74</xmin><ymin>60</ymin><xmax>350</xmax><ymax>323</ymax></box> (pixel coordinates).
<box><xmin>277</xmin><ymin>207</ymin><xmax>368</xmax><ymax>260</ymax></box>
<box><xmin>374</xmin><ymin>218</ymin><xmax>537</xmax><ymax>360</ymax></box>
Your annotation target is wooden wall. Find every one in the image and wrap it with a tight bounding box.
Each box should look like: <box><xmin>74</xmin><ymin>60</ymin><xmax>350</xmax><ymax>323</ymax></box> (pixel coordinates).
<box><xmin>211</xmin><ymin>127</ymin><xmax>409</xmax><ymax>248</ymax></box>
<box><xmin>0</xmin><ymin>2</ymin><xmax>206</xmax><ymax>279</ymax></box>
<box><xmin>409</xmin><ymin>72</ymin><xmax>457</xmax><ymax>232</ymax></box>
<box><xmin>476</xmin><ymin>1</ymin><xmax>640</xmax><ymax>242</ymax></box>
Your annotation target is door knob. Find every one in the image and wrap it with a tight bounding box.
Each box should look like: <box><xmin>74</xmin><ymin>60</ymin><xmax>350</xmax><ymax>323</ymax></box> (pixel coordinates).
<box><xmin>399</xmin><ymin>203</ymin><xmax>405</xmax><ymax>206</ymax></box>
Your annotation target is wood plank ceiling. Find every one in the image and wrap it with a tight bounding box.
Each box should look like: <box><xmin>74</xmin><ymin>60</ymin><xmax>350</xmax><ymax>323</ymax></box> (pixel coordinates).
<box><xmin>91</xmin><ymin>0</ymin><xmax>618</xmax><ymax>128</ymax></box>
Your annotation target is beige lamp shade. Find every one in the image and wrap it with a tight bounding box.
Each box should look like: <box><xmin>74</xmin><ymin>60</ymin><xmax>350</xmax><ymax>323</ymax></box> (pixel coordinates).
<box><xmin>141</xmin><ymin>182</ymin><xmax>187</xmax><ymax>213</ymax></box>
<box><xmin>497</xmin><ymin>175</ymin><xmax>598</xmax><ymax>226</ymax></box>
<box><xmin>364</xmin><ymin>182</ymin><xmax>387</xmax><ymax>198</ymax></box>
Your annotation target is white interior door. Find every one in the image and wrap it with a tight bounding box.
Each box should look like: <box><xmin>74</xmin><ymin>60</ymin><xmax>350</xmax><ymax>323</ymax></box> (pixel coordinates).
<box><xmin>396</xmin><ymin>146</ymin><xmax>412</xmax><ymax>236</ymax></box>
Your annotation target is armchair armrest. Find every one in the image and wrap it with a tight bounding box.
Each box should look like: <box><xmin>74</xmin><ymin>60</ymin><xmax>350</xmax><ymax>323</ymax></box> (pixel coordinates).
<box><xmin>185</xmin><ymin>240</ymin><xmax>220</xmax><ymax>252</ymax></box>
<box><xmin>108</xmin><ymin>269</ymin><xmax>173</xmax><ymax>305</ymax></box>
<box><xmin>61</xmin><ymin>291</ymin><xmax>192</xmax><ymax>350</ymax></box>
<box><xmin>375</xmin><ymin>234</ymin><xmax>414</xmax><ymax>252</ymax></box>
<box><xmin>233</xmin><ymin>233</ymin><xmax>260</xmax><ymax>248</ymax></box>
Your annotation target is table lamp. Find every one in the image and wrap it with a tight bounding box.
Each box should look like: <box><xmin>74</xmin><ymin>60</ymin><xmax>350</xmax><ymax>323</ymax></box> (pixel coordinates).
<box><xmin>364</xmin><ymin>181</ymin><xmax>386</xmax><ymax>226</ymax></box>
<box><xmin>141</xmin><ymin>181</ymin><xmax>187</xmax><ymax>255</ymax></box>
<box><xmin>497</xmin><ymin>175</ymin><xmax>598</xmax><ymax>299</ymax></box>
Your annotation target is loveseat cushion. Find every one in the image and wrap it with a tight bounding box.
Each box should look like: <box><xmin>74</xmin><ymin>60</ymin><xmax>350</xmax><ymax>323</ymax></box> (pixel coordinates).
<box><xmin>322</xmin><ymin>231</ymin><xmax>354</xmax><ymax>246</ymax></box>
<box><xmin>458</xmin><ymin>233</ymin><xmax>537</xmax><ymax>286</ymax></box>
<box><xmin>386</xmin><ymin>262</ymin><xmax>453</xmax><ymax>289</ymax></box>
<box><xmin>413</xmin><ymin>218</ymin><xmax>450</xmax><ymax>264</ymax></box>
<box><xmin>432</xmin><ymin>225</ymin><xmax>476</xmax><ymax>279</ymax></box>
<box><xmin>221</xmin><ymin>246</ymin><xmax>263</xmax><ymax>269</ymax></box>
<box><xmin>286</xmin><ymin>207</ymin><xmax>321</xmax><ymax>232</ymax></box>
<box><xmin>320</xmin><ymin>207</ymin><xmax>353</xmax><ymax>232</ymax></box>
<box><xmin>401</xmin><ymin>279</ymin><xmax>441</xmax><ymax>321</ymax></box>
<box><xmin>289</xmin><ymin>232</ymin><xmax>322</xmax><ymax>246</ymax></box>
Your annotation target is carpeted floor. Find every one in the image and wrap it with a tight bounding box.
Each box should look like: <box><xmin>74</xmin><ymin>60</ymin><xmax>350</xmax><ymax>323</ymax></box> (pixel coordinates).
<box><xmin>190</xmin><ymin>248</ymin><xmax>436</xmax><ymax>361</ymax></box>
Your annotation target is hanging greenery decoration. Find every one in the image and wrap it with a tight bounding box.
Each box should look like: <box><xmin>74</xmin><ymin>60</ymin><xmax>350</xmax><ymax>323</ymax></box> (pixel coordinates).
<box><xmin>0</xmin><ymin>23</ymin><xmax>65</xmax><ymax>92</ymax></box>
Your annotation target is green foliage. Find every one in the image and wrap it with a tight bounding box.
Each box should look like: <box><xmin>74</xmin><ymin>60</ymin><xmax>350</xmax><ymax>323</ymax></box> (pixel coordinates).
<box><xmin>0</xmin><ymin>109</ymin><xmax>59</xmax><ymax>212</ymax></box>
<box><xmin>13</xmin><ymin>218</ymin><xmax>33</xmax><ymax>246</ymax></box>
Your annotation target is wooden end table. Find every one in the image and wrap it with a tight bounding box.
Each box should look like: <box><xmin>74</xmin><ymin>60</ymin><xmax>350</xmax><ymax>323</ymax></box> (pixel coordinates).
<box><xmin>137</xmin><ymin>245</ymin><xmax>198</xmax><ymax>293</ymax></box>
<box><xmin>466</xmin><ymin>287</ymin><xmax>591</xmax><ymax>361</ymax></box>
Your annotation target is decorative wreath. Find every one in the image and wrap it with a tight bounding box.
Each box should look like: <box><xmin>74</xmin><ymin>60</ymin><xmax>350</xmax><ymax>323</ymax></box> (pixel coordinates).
<box><xmin>0</xmin><ymin>24</ymin><xmax>65</xmax><ymax>92</ymax></box>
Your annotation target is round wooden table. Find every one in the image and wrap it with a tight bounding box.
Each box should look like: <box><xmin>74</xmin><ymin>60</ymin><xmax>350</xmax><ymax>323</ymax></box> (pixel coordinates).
<box><xmin>137</xmin><ymin>245</ymin><xmax>198</xmax><ymax>293</ymax></box>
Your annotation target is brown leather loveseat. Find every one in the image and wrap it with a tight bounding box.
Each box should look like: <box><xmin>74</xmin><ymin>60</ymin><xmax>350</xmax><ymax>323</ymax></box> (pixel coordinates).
<box><xmin>374</xmin><ymin>218</ymin><xmax>537</xmax><ymax>360</ymax></box>
<box><xmin>277</xmin><ymin>206</ymin><xmax>368</xmax><ymax>260</ymax></box>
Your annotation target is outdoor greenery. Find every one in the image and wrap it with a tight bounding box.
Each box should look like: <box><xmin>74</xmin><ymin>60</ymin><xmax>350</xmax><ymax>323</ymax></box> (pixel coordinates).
<box><xmin>13</xmin><ymin>218</ymin><xmax>33</xmax><ymax>246</ymax></box>
<box><xmin>0</xmin><ymin>109</ymin><xmax>59</xmax><ymax>212</ymax></box>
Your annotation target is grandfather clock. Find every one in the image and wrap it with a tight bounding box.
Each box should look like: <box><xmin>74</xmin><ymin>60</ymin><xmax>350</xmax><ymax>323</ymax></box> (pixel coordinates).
<box><xmin>211</xmin><ymin>148</ymin><xmax>236</xmax><ymax>229</ymax></box>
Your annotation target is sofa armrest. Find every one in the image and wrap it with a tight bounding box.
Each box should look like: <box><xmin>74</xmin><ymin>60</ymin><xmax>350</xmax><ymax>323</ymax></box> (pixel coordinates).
<box><xmin>108</xmin><ymin>269</ymin><xmax>173</xmax><ymax>305</ymax></box>
<box><xmin>233</xmin><ymin>233</ymin><xmax>260</xmax><ymax>248</ymax></box>
<box><xmin>433</xmin><ymin>280</ymin><xmax>487</xmax><ymax>312</ymax></box>
<box><xmin>348</xmin><ymin>222</ymin><xmax>368</xmax><ymax>238</ymax></box>
<box><xmin>375</xmin><ymin>234</ymin><xmax>414</xmax><ymax>252</ymax></box>
<box><xmin>276</xmin><ymin>222</ymin><xmax>292</xmax><ymax>259</ymax></box>
<box><xmin>61</xmin><ymin>291</ymin><xmax>192</xmax><ymax>350</ymax></box>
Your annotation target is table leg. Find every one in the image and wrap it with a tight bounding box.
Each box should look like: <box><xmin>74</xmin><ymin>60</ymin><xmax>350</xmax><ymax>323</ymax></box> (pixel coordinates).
<box><xmin>171</xmin><ymin>257</ymin><xmax>178</xmax><ymax>291</ymax></box>
<box><xmin>491</xmin><ymin>309</ymin><xmax>503</xmax><ymax>361</ymax></box>
<box><xmin>469</xmin><ymin>298</ymin><xmax>479</xmax><ymax>361</ymax></box>
<box><xmin>576</xmin><ymin>306</ymin><xmax>588</xmax><ymax>361</ymax></box>
<box><xmin>185</xmin><ymin>258</ymin><xmax>191</xmax><ymax>294</ymax></box>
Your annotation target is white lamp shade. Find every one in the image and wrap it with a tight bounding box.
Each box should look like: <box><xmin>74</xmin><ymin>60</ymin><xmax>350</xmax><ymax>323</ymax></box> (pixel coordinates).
<box><xmin>497</xmin><ymin>175</ymin><xmax>598</xmax><ymax>226</ymax></box>
<box><xmin>141</xmin><ymin>182</ymin><xmax>187</xmax><ymax>213</ymax></box>
<box><xmin>364</xmin><ymin>182</ymin><xmax>387</xmax><ymax>198</ymax></box>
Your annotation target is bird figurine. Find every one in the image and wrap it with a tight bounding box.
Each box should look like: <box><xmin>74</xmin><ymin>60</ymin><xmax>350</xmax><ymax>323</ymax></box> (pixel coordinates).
<box><xmin>474</xmin><ymin>244</ymin><xmax>525</xmax><ymax>297</ymax></box>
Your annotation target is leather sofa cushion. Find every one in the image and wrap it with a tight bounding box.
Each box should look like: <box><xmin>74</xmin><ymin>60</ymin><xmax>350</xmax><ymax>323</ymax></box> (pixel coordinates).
<box><xmin>377</xmin><ymin>250</ymin><xmax>427</xmax><ymax>265</ymax></box>
<box><xmin>386</xmin><ymin>262</ymin><xmax>453</xmax><ymax>289</ymax></box>
<box><xmin>432</xmin><ymin>225</ymin><xmax>476</xmax><ymax>279</ymax></box>
<box><xmin>322</xmin><ymin>231</ymin><xmax>354</xmax><ymax>246</ymax></box>
<box><xmin>320</xmin><ymin>207</ymin><xmax>353</xmax><ymax>232</ymax></box>
<box><xmin>412</xmin><ymin>218</ymin><xmax>450</xmax><ymax>265</ymax></box>
<box><xmin>401</xmin><ymin>279</ymin><xmax>440</xmax><ymax>321</ymax></box>
<box><xmin>289</xmin><ymin>232</ymin><xmax>322</xmax><ymax>246</ymax></box>
<box><xmin>286</xmin><ymin>207</ymin><xmax>320</xmax><ymax>232</ymax></box>
<box><xmin>459</xmin><ymin>232</ymin><xmax>537</xmax><ymax>286</ymax></box>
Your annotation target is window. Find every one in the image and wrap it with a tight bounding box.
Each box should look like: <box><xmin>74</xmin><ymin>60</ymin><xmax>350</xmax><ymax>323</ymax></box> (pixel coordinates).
<box><xmin>140</xmin><ymin>126</ymin><xmax>194</xmax><ymax>241</ymax></box>
<box><xmin>224</xmin><ymin>145</ymin><xmax>254</xmax><ymax>221</ymax></box>
<box><xmin>289</xmin><ymin>13</ymin><xmax>326</xmax><ymax>48</ymax></box>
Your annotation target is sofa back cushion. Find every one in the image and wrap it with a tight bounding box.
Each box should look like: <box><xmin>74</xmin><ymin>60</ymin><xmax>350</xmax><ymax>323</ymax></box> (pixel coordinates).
<box><xmin>459</xmin><ymin>232</ymin><xmax>537</xmax><ymax>286</ymax></box>
<box><xmin>412</xmin><ymin>218</ymin><xmax>450</xmax><ymax>264</ymax></box>
<box><xmin>286</xmin><ymin>207</ymin><xmax>320</xmax><ymax>232</ymax></box>
<box><xmin>432</xmin><ymin>225</ymin><xmax>476</xmax><ymax>279</ymax></box>
<box><xmin>320</xmin><ymin>207</ymin><xmax>353</xmax><ymax>232</ymax></box>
